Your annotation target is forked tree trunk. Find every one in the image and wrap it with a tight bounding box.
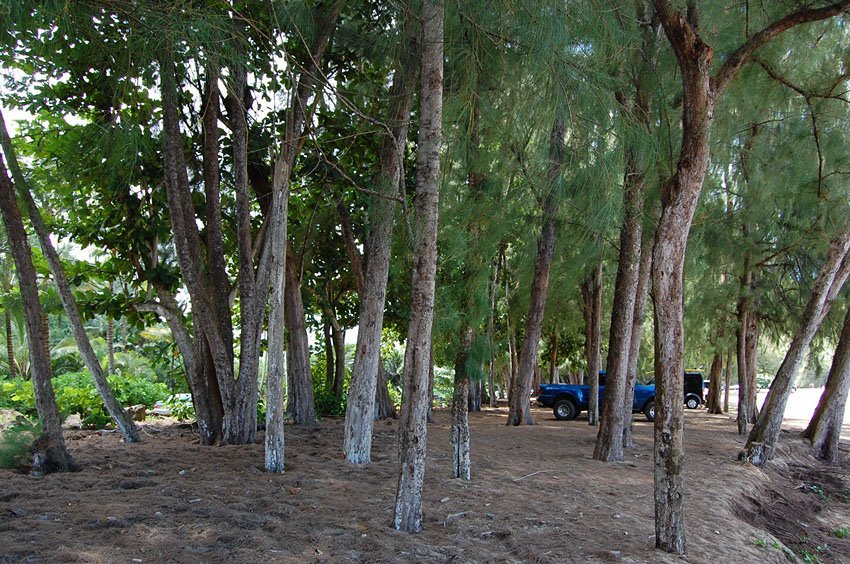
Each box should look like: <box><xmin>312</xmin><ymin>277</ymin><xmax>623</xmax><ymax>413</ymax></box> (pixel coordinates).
<box><xmin>582</xmin><ymin>264</ymin><xmax>603</xmax><ymax>428</ymax></box>
<box><xmin>507</xmin><ymin>116</ymin><xmax>564</xmax><ymax>426</ymax></box>
<box><xmin>394</xmin><ymin>0</ymin><xmax>443</xmax><ymax>532</ymax></box>
<box><xmin>742</xmin><ymin>231</ymin><xmax>850</xmax><ymax>465</ymax></box>
<box><xmin>343</xmin><ymin>29</ymin><xmax>416</xmax><ymax>463</ymax></box>
<box><xmin>0</xmin><ymin>111</ymin><xmax>139</xmax><ymax>444</ymax></box>
<box><xmin>0</xmin><ymin>155</ymin><xmax>75</xmax><ymax>473</ymax></box>
<box><xmin>803</xmin><ymin>305</ymin><xmax>850</xmax><ymax>462</ymax></box>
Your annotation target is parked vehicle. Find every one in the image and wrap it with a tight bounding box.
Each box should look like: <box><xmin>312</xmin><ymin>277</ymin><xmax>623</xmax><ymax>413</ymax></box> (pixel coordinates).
<box><xmin>536</xmin><ymin>373</ymin><xmax>656</xmax><ymax>422</ymax></box>
<box><xmin>537</xmin><ymin>370</ymin><xmax>707</xmax><ymax>421</ymax></box>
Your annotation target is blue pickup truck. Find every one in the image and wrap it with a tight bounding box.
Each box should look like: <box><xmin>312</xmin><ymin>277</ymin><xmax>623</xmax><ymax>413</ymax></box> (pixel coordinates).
<box><xmin>537</xmin><ymin>375</ymin><xmax>656</xmax><ymax>421</ymax></box>
<box><xmin>537</xmin><ymin>371</ymin><xmax>705</xmax><ymax>421</ymax></box>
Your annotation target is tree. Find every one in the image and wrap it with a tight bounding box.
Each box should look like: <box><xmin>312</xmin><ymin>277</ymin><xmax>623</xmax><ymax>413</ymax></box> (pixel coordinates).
<box><xmin>0</xmin><ymin>110</ymin><xmax>139</xmax><ymax>443</ymax></box>
<box><xmin>802</xmin><ymin>304</ymin><xmax>850</xmax><ymax>462</ymax></box>
<box><xmin>394</xmin><ymin>0</ymin><xmax>444</xmax><ymax>532</ymax></box>
<box><xmin>0</xmin><ymin>153</ymin><xmax>75</xmax><ymax>473</ymax></box>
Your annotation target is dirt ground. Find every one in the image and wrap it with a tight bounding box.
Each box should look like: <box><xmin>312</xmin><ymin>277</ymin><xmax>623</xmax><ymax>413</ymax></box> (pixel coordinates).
<box><xmin>2</xmin><ymin>404</ymin><xmax>850</xmax><ymax>564</ymax></box>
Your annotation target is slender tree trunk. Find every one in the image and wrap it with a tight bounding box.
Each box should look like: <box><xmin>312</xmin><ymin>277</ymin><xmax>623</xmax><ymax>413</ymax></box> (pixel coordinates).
<box><xmin>707</xmin><ymin>351</ymin><xmax>723</xmax><ymax>414</ymax></box>
<box><xmin>332</xmin><ymin>323</ymin><xmax>346</xmax><ymax>401</ymax></box>
<box><xmin>736</xmin><ymin>289</ymin><xmax>751</xmax><ymax>435</ymax></box>
<box><xmin>582</xmin><ymin>264</ymin><xmax>603</xmax><ymax>429</ymax></box>
<box><xmin>106</xmin><ymin>307</ymin><xmax>115</xmax><ymax>375</ymax></box>
<box><xmin>284</xmin><ymin>244</ymin><xmax>316</xmax><ymax>426</ymax></box>
<box><xmin>0</xmin><ymin>155</ymin><xmax>75</xmax><ymax>473</ymax></box>
<box><xmin>724</xmin><ymin>349</ymin><xmax>732</xmax><ymax>413</ymax></box>
<box><xmin>468</xmin><ymin>380</ymin><xmax>482</xmax><ymax>412</ymax></box>
<box><xmin>745</xmin><ymin>309</ymin><xmax>761</xmax><ymax>423</ymax></box>
<box><xmin>0</xmin><ymin>111</ymin><xmax>139</xmax><ymax>443</ymax></box>
<box><xmin>623</xmin><ymin>229</ymin><xmax>654</xmax><ymax>449</ymax></box>
<box><xmin>324</xmin><ymin>322</ymin><xmax>334</xmax><ymax>390</ymax></box>
<box><xmin>487</xmin><ymin>257</ymin><xmax>498</xmax><ymax>407</ymax></box>
<box><xmin>394</xmin><ymin>0</ymin><xmax>443</xmax><ymax>531</ymax></box>
<box><xmin>6</xmin><ymin>311</ymin><xmax>17</xmax><ymax>378</ymax></box>
<box><xmin>803</xmin><ymin>305</ymin><xmax>850</xmax><ymax>462</ymax></box>
<box><xmin>743</xmin><ymin>230</ymin><xmax>850</xmax><ymax>465</ymax></box>
<box><xmin>507</xmin><ymin>116</ymin><xmax>565</xmax><ymax>426</ymax></box>
<box><xmin>451</xmin><ymin>330</ymin><xmax>472</xmax><ymax>480</ymax></box>
<box><xmin>344</xmin><ymin>29</ymin><xmax>417</xmax><ymax>463</ymax></box>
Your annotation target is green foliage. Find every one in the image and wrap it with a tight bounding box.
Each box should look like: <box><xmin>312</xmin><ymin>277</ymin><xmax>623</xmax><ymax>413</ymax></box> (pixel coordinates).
<box><xmin>50</xmin><ymin>350</ymin><xmax>84</xmax><ymax>376</ymax></box>
<box><xmin>831</xmin><ymin>526</ymin><xmax>849</xmax><ymax>539</ymax></box>
<box><xmin>311</xmin><ymin>367</ymin><xmax>347</xmax><ymax>418</ymax></box>
<box><xmin>0</xmin><ymin>417</ymin><xmax>40</xmax><ymax>470</ymax></box>
<box><xmin>164</xmin><ymin>395</ymin><xmax>195</xmax><ymax>422</ymax></box>
<box><xmin>0</xmin><ymin>377</ymin><xmax>36</xmax><ymax>416</ymax></box>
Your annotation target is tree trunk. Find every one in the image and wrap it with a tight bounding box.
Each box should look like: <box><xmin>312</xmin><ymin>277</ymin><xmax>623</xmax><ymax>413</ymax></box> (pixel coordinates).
<box><xmin>324</xmin><ymin>321</ymin><xmax>334</xmax><ymax>390</ymax></box>
<box><xmin>622</xmin><ymin>229</ymin><xmax>654</xmax><ymax>449</ymax></box>
<box><xmin>6</xmin><ymin>311</ymin><xmax>17</xmax><ymax>378</ymax></box>
<box><xmin>487</xmin><ymin>256</ymin><xmax>498</xmax><ymax>407</ymax></box>
<box><xmin>343</xmin><ymin>26</ymin><xmax>417</xmax><ymax>463</ymax></box>
<box><xmin>0</xmin><ymin>154</ymin><xmax>75</xmax><ymax>473</ymax></box>
<box><xmin>451</xmin><ymin>331</ymin><xmax>472</xmax><ymax>480</ymax></box>
<box><xmin>468</xmin><ymin>379</ymin><xmax>482</xmax><ymax>412</ymax></box>
<box><xmin>803</xmin><ymin>305</ymin><xmax>850</xmax><ymax>462</ymax></box>
<box><xmin>332</xmin><ymin>323</ymin><xmax>346</xmax><ymax>401</ymax></box>
<box><xmin>0</xmin><ymin>111</ymin><xmax>140</xmax><ymax>444</ymax></box>
<box><xmin>507</xmin><ymin>116</ymin><xmax>564</xmax><ymax>426</ymax></box>
<box><xmin>106</xmin><ymin>295</ymin><xmax>115</xmax><ymax>376</ymax></box>
<box><xmin>724</xmin><ymin>349</ymin><xmax>732</xmax><ymax>413</ymax></box>
<box><xmin>743</xmin><ymin>230</ymin><xmax>850</xmax><ymax>465</ymax></box>
<box><xmin>706</xmin><ymin>351</ymin><xmax>723</xmax><ymax>414</ymax></box>
<box><xmin>736</xmin><ymin>288</ymin><xmax>751</xmax><ymax>435</ymax></box>
<box><xmin>745</xmin><ymin>309</ymin><xmax>761</xmax><ymax>423</ymax></box>
<box><xmin>394</xmin><ymin>0</ymin><xmax>443</xmax><ymax>532</ymax></box>
<box><xmin>284</xmin><ymin>243</ymin><xmax>316</xmax><ymax>426</ymax></box>
<box><xmin>582</xmin><ymin>263</ymin><xmax>603</xmax><ymax>429</ymax></box>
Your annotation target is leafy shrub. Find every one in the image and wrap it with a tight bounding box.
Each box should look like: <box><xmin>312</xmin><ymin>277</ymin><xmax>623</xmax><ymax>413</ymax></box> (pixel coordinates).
<box><xmin>0</xmin><ymin>418</ymin><xmax>40</xmax><ymax>470</ymax></box>
<box><xmin>51</xmin><ymin>350</ymin><xmax>84</xmax><ymax>376</ymax></box>
<box><xmin>0</xmin><ymin>378</ymin><xmax>37</xmax><ymax>417</ymax></box>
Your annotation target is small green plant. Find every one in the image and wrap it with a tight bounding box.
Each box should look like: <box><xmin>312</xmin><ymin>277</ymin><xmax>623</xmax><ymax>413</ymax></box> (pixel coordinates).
<box><xmin>831</xmin><ymin>526</ymin><xmax>850</xmax><ymax>539</ymax></box>
<box><xmin>0</xmin><ymin>418</ymin><xmax>40</xmax><ymax>470</ymax></box>
<box><xmin>801</xmin><ymin>483</ymin><xmax>827</xmax><ymax>500</ymax></box>
<box><xmin>798</xmin><ymin>549</ymin><xmax>826</xmax><ymax>564</ymax></box>
<box><xmin>165</xmin><ymin>396</ymin><xmax>195</xmax><ymax>421</ymax></box>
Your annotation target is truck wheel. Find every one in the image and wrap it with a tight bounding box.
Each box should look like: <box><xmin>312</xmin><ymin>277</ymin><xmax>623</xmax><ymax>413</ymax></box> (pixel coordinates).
<box><xmin>553</xmin><ymin>399</ymin><xmax>578</xmax><ymax>421</ymax></box>
<box><xmin>644</xmin><ymin>401</ymin><xmax>655</xmax><ymax>422</ymax></box>
<box><xmin>685</xmin><ymin>395</ymin><xmax>700</xmax><ymax>410</ymax></box>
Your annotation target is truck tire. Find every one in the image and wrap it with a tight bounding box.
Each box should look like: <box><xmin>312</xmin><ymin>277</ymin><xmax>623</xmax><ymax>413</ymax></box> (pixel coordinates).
<box><xmin>553</xmin><ymin>399</ymin><xmax>578</xmax><ymax>421</ymax></box>
<box><xmin>685</xmin><ymin>395</ymin><xmax>700</xmax><ymax>410</ymax></box>
<box><xmin>644</xmin><ymin>401</ymin><xmax>655</xmax><ymax>422</ymax></box>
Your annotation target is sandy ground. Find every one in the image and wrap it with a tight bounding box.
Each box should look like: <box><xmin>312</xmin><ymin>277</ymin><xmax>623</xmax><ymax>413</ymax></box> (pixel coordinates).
<box><xmin>1</xmin><ymin>398</ymin><xmax>850</xmax><ymax>564</ymax></box>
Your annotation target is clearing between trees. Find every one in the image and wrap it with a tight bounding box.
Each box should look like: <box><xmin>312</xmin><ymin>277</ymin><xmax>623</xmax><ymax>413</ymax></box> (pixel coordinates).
<box><xmin>2</xmin><ymin>406</ymin><xmax>848</xmax><ymax>564</ymax></box>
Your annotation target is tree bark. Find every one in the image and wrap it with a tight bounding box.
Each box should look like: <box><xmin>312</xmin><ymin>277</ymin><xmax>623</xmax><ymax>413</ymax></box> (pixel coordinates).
<box><xmin>0</xmin><ymin>111</ymin><xmax>139</xmax><ymax>444</ymax></box>
<box><xmin>6</xmin><ymin>310</ymin><xmax>17</xmax><ymax>378</ymax></box>
<box><xmin>0</xmin><ymin>154</ymin><xmax>75</xmax><ymax>473</ymax></box>
<box><xmin>736</xmin><ymin>282</ymin><xmax>751</xmax><ymax>435</ymax></box>
<box><xmin>507</xmin><ymin>116</ymin><xmax>564</xmax><ymax>426</ymax></box>
<box><xmin>706</xmin><ymin>351</ymin><xmax>723</xmax><ymax>414</ymax></box>
<box><xmin>451</xmin><ymin>330</ymin><xmax>472</xmax><ymax>480</ymax></box>
<box><xmin>803</xmin><ymin>305</ymin><xmax>850</xmax><ymax>462</ymax></box>
<box><xmin>622</xmin><ymin>229</ymin><xmax>654</xmax><ymax>449</ymax></box>
<box><xmin>724</xmin><ymin>349</ymin><xmax>732</xmax><ymax>413</ymax></box>
<box><xmin>332</xmin><ymin>323</ymin><xmax>346</xmax><ymax>401</ymax></box>
<box><xmin>343</xmin><ymin>26</ymin><xmax>416</xmax><ymax>463</ymax></box>
<box><xmin>742</xmin><ymin>230</ymin><xmax>850</xmax><ymax>465</ymax></box>
<box><xmin>394</xmin><ymin>0</ymin><xmax>443</xmax><ymax>532</ymax></box>
<box><xmin>582</xmin><ymin>264</ymin><xmax>603</xmax><ymax>429</ymax></box>
<box><xmin>284</xmin><ymin>243</ymin><xmax>316</xmax><ymax>426</ymax></box>
<box><xmin>745</xmin><ymin>309</ymin><xmax>761</xmax><ymax>423</ymax></box>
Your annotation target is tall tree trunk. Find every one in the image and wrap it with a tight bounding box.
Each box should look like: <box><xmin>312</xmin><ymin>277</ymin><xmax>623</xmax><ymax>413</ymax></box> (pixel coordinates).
<box><xmin>622</xmin><ymin>229</ymin><xmax>654</xmax><ymax>449</ymax></box>
<box><xmin>106</xmin><ymin>306</ymin><xmax>115</xmax><ymax>375</ymax></box>
<box><xmin>724</xmin><ymin>349</ymin><xmax>732</xmax><ymax>413</ymax></box>
<box><xmin>343</xmin><ymin>27</ymin><xmax>417</xmax><ymax>463</ymax></box>
<box><xmin>548</xmin><ymin>332</ymin><xmax>558</xmax><ymax>384</ymax></box>
<box><xmin>324</xmin><ymin>321</ymin><xmax>334</xmax><ymax>390</ymax></box>
<box><xmin>507</xmin><ymin>116</ymin><xmax>565</xmax><ymax>426</ymax></box>
<box><xmin>742</xmin><ymin>230</ymin><xmax>850</xmax><ymax>465</ymax></box>
<box><xmin>468</xmin><ymin>380</ymin><xmax>482</xmax><ymax>412</ymax></box>
<box><xmin>706</xmin><ymin>351</ymin><xmax>723</xmax><ymax>414</ymax></box>
<box><xmin>332</xmin><ymin>323</ymin><xmax>346</xmax><ymax>401</ymax></box>
<box><xmin>745</xmin><ymin>309</ymin><xmax>761</xmax><ymax>423</ymax></box>
<box><xmin>803</xmin><ymin>305</ymin><xmax>850</xmax><ymax>462</ymax></box>
<box><xmin>265</xmin><ymin>8</ymin><xmax>339</xmax><ymax>469</ymax></box>
<box><xmin>5</xmin><ymin>310</ymin><xmax>17</xmax><ymax>378</ymax></box>
<box><xmin>582</xmin><ymin>264</ymin><xmax>603</xmax><ymax>428</ymax></box>
<box><xmin>284</xmin><ymin>244</ymin><xmax>316</xmax><ymax>426</ymax></box>
<box><xmin>487</xmin><ymin>256</ymin><xmax>499</xmax><ymax>407</ymax></box>
<box><xmin>0</xmin><ymin>111</ymin><xmax>139</xmax><ymax>443</ymax></box>
<box><xmin>452</xmin><ymin>330</ymin><xmax>473</xmax><ymax>480</ymax></box>
<box><xmin>0</xmin><ymin>155</ymin><xmax>75</xmax><ymax>473</ymax></box>
<box><xmin>394</xmin><ymin>0</ymin><xmax>443</xmax><ymax>532</ymax></box>
<box><xmin>736</xmin><ymin>286</ymin><xmax>751</xmax><ymax>435</ymax></box>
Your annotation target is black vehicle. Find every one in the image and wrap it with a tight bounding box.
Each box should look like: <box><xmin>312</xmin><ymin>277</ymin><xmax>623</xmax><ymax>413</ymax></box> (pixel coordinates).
<box><xmin>684</xmin><ymin>371</ymin><xmax>704</xmax><ymax>409</ymax></box>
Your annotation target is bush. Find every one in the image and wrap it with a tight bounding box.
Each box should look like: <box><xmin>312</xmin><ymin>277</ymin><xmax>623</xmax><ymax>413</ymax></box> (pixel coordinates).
<box><xmin>51</xmin><ymin>351</ymin><xmax>84</xmax><ymax>376</ymax></box>
<box><xmin>0</xmin><ymin>418</ymin><xmax>40</xmax><ymax>470</ymax></box>
<box><xmin>0</xmin><ymin>378</ymin><xmax>37</xmax><ymax>417</ymax></box>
